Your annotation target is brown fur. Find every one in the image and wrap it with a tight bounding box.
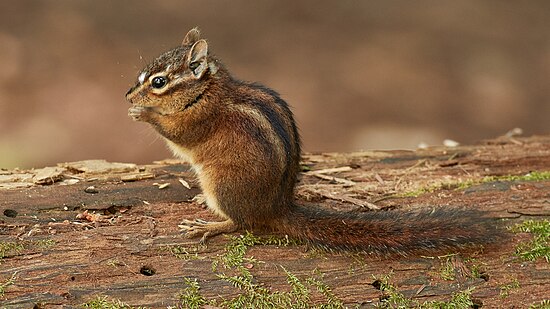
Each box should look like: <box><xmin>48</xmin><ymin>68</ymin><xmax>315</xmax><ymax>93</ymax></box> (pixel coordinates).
<box><xmin>126</xmin><ymin>28</ymin><xmax>504</xmax><ymax>255</ymax></box>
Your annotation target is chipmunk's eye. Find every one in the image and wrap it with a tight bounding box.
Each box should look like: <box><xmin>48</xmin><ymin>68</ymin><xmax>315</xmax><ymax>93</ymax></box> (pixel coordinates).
<box><xmin>151</xmin><ymin>76</ymin><xmax>167</xmax><ymax>89</ymax></box>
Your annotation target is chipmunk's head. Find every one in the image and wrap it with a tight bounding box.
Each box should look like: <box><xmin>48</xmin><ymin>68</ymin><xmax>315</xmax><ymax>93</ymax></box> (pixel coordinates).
<box><xmin>125</xmin><ymin>28</ymin><xmax>219</xmax><ymax>115</ymax></box>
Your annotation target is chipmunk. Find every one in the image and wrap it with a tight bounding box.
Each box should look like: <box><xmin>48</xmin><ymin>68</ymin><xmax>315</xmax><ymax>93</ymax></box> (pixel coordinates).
<box><xmin>125</xmin><ymin>28</ymin><xmax>502</xmax><ymax>256</ymax></box>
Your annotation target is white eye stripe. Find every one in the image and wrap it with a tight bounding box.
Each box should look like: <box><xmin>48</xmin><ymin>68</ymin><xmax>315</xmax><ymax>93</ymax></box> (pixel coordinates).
<box><xmin>138</xmin><ymin>72</ymin><xmax>147</xmax><ymax>84</ymax></box>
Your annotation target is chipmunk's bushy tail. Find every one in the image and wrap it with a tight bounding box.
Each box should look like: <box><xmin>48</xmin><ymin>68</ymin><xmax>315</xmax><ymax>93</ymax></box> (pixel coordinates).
<box><xmin>278</xmin><ymin>205</ymin><xmax>504</xmax><ymax>256</ymax></box>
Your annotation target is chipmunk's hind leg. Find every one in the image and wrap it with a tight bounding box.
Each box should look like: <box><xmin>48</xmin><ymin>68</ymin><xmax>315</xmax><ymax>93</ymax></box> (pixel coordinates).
<box><xmin>179</xmin><ymin>218</ymin><xmax>238</xmax><ymax>244</ymax></box>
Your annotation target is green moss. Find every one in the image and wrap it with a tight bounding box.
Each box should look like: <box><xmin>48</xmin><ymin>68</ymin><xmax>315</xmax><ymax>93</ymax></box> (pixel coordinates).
<box><xmin>213</xmin><ymin>232</ymin><xmax>301</xmax><ymax>271</ymax></box>
<box><xmin>105</xmin><ymin>258</ymin><xmax>125</xmax><ymax>267</ymax></box>
<box><xmin>0</xmin><ymin>272</ymin><xmax>17</xmax><ymax>298</ymax></box>
<box><xmin>169</xmin><ymin>245</ymin><xmax>202</xmax><ymax>261</ymax></box>
<box><xmin>397</xmin><ymin>170</ymin><xmax>550</xmax><ymax>197</ymax></box>
<box><xmin>374</xmin><ymin>274</ymin><xmax>475</xmax><ymax>309</ymax></box>
<box><xmin>283</xmin><ymin>266</ymin><xmax>311</xmax><ymax>307</ymax></box>
<box><xmin>305</xmin><ymin>271</ymin><xmax>344</xmax><ymax>308</ymax></box>
<box><xmin>373</xmin><ymin>273</ymin><xmax>416</xmax><ymax>308</ymax></box>
<box><xmin>499</xmin><ymin>278</ymin><xmax>520</xmax><ymax>298</ymax></box>
<box><xmin>81</xmin><ymin>296</ymin><xmax>147</xmax><ymax>309</ymax></box>
<box><xmin>34</xmin><ymin>239</ymin><xmax>56</xmax><ymax>250</ymax></box>
<box><xmin>465</xmin><ymin>258</ymin><xmax>488</xmax><ymax>280</ymax></box>
<box><xmin>529</xmin><ymin>299</ymin><xmax>550</xmax><ymax>309</ymax></box>
<box><xmin>192</xmin><ymin>267</ymin><xmax>343</xmax><ymax>309</ymax></box>
<box><xmin>397</xmin><ymin>186</ymin><xmax>434</xmax><ymax>198</ymax></box>
<box><xmin>419</xmin><ymin>288</ymin><xmax>475</xmax><ymax>309</ymax></box>
<box><xmin>178</xmin><ymin>231</ymin><xmax>343</xmax><ymax>308</ymax></box>
<box><xmin>438</xmin><ymin>257</ymin><xmax>456</xmax><ymax>281</ymax></box>
<box><xmin>484</xmin><ymin>171</ymin><xmax>550</xmax><ymax>182</ymax></box>
<box><xmin>0</xmin><ymin>242</ymin><xmax>24</xmax><ymax>259</ymax></box>
<box><xmin>511</xmin><ymin>219</ymin><xmax>550</xmax><ymax>262</ymax></box>
<box><xmin>214</xmin><ymin>232</ymin><xmax>261</xmax><ymax>270</ymax></box>
<box><xmin>178</xmin><ymin>278</ymin><xmax>210</xmax><ymax>309</ymax></box>
<box><xmin>1</xmin><ymin>239</ymin><xmax>57</xmax><ymax>261</ymax></box>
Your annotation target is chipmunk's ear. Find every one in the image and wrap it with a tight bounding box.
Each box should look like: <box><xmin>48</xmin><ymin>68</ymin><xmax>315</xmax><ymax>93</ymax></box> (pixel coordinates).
<box><xmin>188</xmin><ymin>39</ymin><xmax>208</xmax><ymax>79</ymax></box>
<box><xmin>182</xmin><ymin>28</ymin><xmax>200</xmax><ymax>46</ymax></box>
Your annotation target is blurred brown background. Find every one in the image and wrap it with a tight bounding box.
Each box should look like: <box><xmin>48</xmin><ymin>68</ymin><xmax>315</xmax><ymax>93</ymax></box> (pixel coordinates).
<box><xmin>0</xmin><ymin>1</ymin><xmax>549</xmax><ymax>169</ymax></box>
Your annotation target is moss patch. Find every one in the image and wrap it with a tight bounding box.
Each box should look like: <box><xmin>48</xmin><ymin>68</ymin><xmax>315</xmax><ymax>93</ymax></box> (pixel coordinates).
<box><xmin>179</xmin><ymin>268</ymin><xmax>344</xmax><ymax>309</ymax></box>
<box><xmin>0</xmin><ymin>272</ymin><xmax>17</xmax><ymax>298</ymax></box>
<box><xmin>0</xmin><ymin>242</ymin><xmax>24</xmax><ymax>260</ymax></box>
<box><xmin>81</xmin><ymin>296</ymin><xmax>147</xmax><ymax>309</ymax></box>
<box><xmin>373</xmin><ymin>273</ymin><xmax>476</xmax><ymax>309</ymax></box>
<box><xmin>398</xmin><ymin>170</ymin><xmax>550</xmax><ymax>197</ymax></box>
<box><xmin>511</xmin><ymin>219</ymin><xmax>550</xmax><ymax>262</ymax></box>
<box><xmin>438</xmin><ymin>257</ymin><xmax>456</xmax><ymax>281</ymax></box>
<box><xmin>34</xmin><ymin>239</ymin><xmax>56</xmax><ymax>250</ymax></box>
<box><xmin>1</xmin><ymin>238</ymin><xmax>57</xmax><ymax>261</ymax></box>
<box><xmin>179</xmin><ymin>232</ymin><xmax>343</xmax><ymax>308</ymax></box>
<box><xmin>212</xmin><ymin>232</ymin><xmax>300</xmax><ymax>271</ymax></box>
<box><xmin>529</xmin><ymin>299</ymin><xmax>550</xmax><ymax>309</ymax></box>
<box><xmin>169</xmin><ymin>245</ymin><xmax>203</xmax><ymax>261</ymax></box>
<box><xmin>177</xmin><ymin>278</ymin><xmax>209</xmax><ymax>309</ymax></box>
<box><xmin>499</xmin><ymin>278</ymin><xmax>520</xmax><ymax>298</ymax></box>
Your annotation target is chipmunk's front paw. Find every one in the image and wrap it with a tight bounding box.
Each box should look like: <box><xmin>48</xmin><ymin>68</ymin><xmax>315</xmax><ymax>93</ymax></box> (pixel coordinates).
<box><xmin>128</xmin><ymin>106</ymin><xmax>152</xmax><ymax>121</ymax></box>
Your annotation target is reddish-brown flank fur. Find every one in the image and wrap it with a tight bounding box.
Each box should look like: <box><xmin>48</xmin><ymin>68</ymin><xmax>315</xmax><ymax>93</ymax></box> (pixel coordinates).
<box><xmin>126</xmin><ymin>28</ymin><xmax>503</xmax><ymax>256</ymax></box>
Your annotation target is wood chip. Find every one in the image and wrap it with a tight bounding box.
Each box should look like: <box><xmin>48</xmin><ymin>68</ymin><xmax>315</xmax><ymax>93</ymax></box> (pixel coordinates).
<box><xmin>62</xmin><ymin>179</ymin><xmax>80</xmax><ymax>186</ymax></box>
<box><xmin>443</xmin><ymin>139</ymin><xmax>460</xmax><ymax>147</ymax></box>
<box><xmin>153</xmin><ymin>182</ymin><xmax>170</xmax><ymax>189</ymax></box>
<box><xmin>33</xmin><ymin>166</ymin><xmax>65</xmax><ymax>185</ymax></box>
<box><xmin>61</xmin><ymin>160</ymin><xmax>138</xmax><ymax>174</ymax></box>
<box><xmin>0</xmin><ymin>173</ymin><xmax>34</xmax><ymax>183</ymax></box>
<box><xmin>121</xmin><ymin>172</ymin><xmax>155</xmax><ymax>182</ymax></box>
<box><xmin>374</xmin><ymin>173</ymin><xmax>385</xmax><ymax>185</ymax></box>
<box><xmin>307</xmin><ymin>166</ymin><xmax>352</xmax><ymax>174</ymax></box>
<box><xmin>0</xmin><ymin>182</ymin><xmax>34</xmax><ymax>189</ymax></box>
<box><xmin>415</xmin><ymin>284</ymin><xmax>427</xmax><ymax>295</ymax></box>
<box><xmin>178</xmin><ymin>178</ymin><xmax>191</xmax><ymax>189</ymax></box>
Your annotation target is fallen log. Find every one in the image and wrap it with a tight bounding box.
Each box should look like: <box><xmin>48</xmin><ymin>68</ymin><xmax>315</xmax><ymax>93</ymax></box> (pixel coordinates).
<box><xmin>1</xmin><ymin>135</ymin><xmax>549</xmax><ymax>308</ymax></box>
